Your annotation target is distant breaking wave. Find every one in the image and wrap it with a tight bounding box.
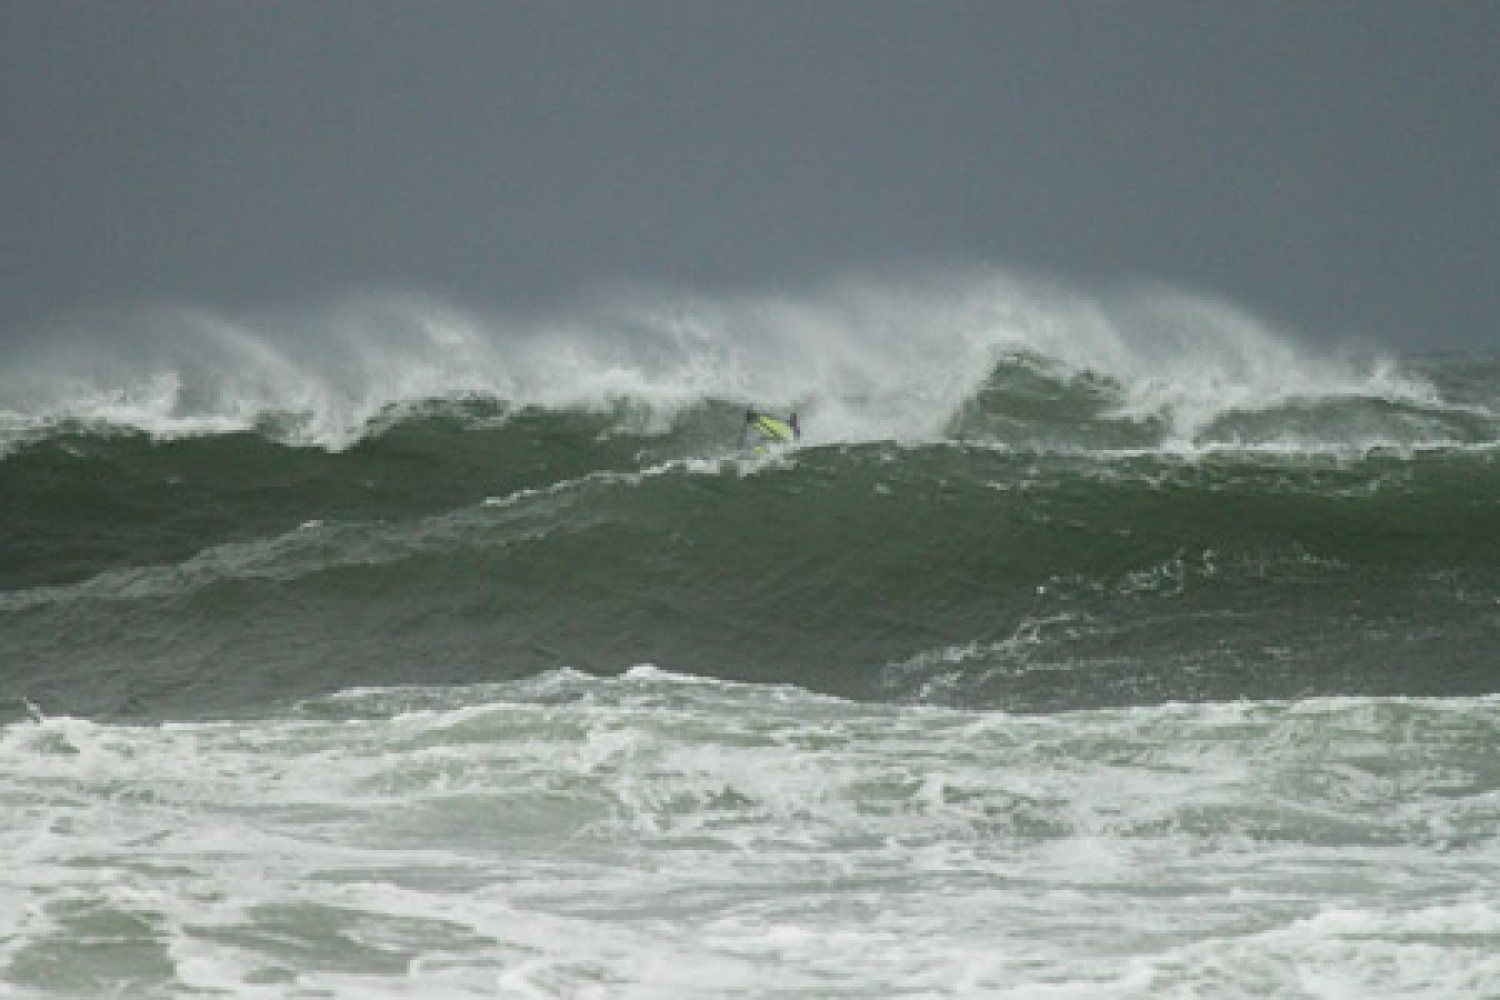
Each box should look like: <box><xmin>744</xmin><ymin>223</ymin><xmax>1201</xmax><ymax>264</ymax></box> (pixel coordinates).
<box><xmin>3</xmin><ymin>268</ymin><xmax>1492</xmax><ymax>457</ymax></box>
<box><xmin>5</xmin><ymin>268</ymin><xmax>1499</xmax><ymax>721</ymax></box>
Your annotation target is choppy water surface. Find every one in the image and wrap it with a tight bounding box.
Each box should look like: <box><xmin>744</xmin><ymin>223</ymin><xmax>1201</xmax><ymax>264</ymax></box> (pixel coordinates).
<box><xmin>3</xmin><ymin>275</ymin><xmax>1498</xmax><ymax>996</ymax></box>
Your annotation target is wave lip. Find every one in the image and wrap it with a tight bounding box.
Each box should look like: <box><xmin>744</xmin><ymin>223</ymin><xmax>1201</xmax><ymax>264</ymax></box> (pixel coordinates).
<box><xmin>4</xmin><ymin>272</ymin><xmax>1492</xmax><ymax>456</ymax></box>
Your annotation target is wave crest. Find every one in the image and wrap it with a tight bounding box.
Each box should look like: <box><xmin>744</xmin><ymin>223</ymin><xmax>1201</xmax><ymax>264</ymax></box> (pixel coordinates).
<box><xmin>1</xmin><ymin>270</ymin><xmax>1491</xmax><ymax>456</ymax></box>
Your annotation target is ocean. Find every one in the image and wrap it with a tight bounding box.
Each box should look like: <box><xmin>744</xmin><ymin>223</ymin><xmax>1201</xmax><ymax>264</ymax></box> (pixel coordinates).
<box><xmin>2</xmin><ymin>274</ymin><xmax>1498</xmax><ymax>997</ymax></box>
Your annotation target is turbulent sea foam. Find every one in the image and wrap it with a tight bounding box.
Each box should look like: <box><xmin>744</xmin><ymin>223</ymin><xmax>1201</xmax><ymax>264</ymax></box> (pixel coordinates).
<box><xmin>3</xmin><ymin>270</ymin><xmax>1498</xmax><ymax>996</ymax></box>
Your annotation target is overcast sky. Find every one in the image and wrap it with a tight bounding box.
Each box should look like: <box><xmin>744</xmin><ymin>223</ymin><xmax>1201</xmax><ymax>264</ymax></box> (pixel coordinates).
<box><xmin>3</xmin><ymin>1</ymin><xmax>1496</xmax><ymax>350</ymax></box>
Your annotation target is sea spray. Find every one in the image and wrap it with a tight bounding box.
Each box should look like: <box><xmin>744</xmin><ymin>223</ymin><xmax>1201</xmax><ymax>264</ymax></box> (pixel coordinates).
<box><xmin>0</xmin><ymin>269</ymin><xmax>1460</xmax><ymax>455</ymax></box>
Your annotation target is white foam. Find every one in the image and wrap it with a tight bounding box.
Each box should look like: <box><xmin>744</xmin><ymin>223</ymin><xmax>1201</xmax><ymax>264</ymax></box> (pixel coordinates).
<box><xmin>0</xmin><ymin>269</ymin><xmax>1464</xmax><ymax>455</ymax></box>
<box><xmin>3</xmin><ymin>675</ymin><xmax>1497</xmax><ymax>996</ymax></box>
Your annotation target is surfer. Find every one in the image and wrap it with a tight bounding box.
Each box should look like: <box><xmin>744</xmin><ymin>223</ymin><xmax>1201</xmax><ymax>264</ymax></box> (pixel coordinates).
<box><xmin>741</xmin><ymin>409</ymin><xmax>800</xmax><ymax>452</ymax></box>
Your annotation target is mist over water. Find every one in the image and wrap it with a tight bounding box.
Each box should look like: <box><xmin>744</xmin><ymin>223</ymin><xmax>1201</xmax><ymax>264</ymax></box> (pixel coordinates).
<box><xmin>3</xmin><ymin>269</ymin><xmax>1499</xmax><ymax>997</ymax></box>
<box><xmin>4</xmin><ymin>267</ymin><xmax>1483</xmax><ymax>455</ymax></box>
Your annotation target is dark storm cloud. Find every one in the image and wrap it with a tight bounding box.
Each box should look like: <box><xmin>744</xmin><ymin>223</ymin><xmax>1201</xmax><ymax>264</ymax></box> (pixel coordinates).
<box><xmin>2</xmin><ymin>1</ymin><xmax>1496</xmax><ymax>348</ymax></box>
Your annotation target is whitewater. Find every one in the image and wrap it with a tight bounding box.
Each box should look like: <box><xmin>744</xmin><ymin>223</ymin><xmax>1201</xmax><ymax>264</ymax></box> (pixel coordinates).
<box><xmin>2</xmin><ymin>270</ymin><xmax>1498</xmax><ymax>997</ymax></box>
<box><xmin>1</xmin><ymin>268</ymin><xmax>1476</xmax><ymax>455</ymax></box>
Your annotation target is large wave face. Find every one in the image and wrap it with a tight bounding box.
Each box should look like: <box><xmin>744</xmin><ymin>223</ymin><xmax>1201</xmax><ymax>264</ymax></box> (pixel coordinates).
<box><xmin>2</xmin><ymin>270</ymin><xmax>1498</xmax><ymax>720</ymax></box>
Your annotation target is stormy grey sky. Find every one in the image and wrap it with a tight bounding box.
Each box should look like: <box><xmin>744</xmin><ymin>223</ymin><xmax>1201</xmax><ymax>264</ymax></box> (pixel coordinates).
<box><xmin>3</xmin><ymin>1</ymin><xmax>1497</xmax><ymax>350</ymax></box>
